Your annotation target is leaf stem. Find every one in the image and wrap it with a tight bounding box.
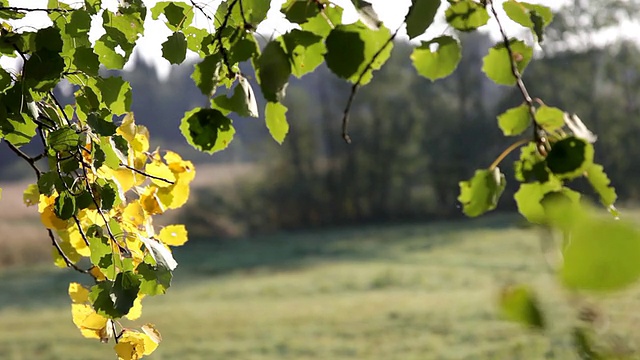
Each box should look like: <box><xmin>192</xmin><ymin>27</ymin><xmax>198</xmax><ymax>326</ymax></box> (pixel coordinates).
<box><xmin>489</xmin><ymin>138</ymin><xmax>530</xmax><ymax>171</ymax></box>
<box><xmin>119</xmin><ymin>163</ymin><xmax>176</xmax><ymax>185</ymax></box>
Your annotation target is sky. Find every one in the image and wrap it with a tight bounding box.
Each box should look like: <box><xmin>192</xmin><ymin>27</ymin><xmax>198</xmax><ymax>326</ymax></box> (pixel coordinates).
<box><xmin>0</xmin><ymin>0</ymin><xmax>598</xmax><ymax>79</ymax></box>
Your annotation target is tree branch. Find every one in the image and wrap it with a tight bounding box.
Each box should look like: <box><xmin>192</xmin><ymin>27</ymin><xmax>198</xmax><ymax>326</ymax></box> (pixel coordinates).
<box><xmin>48</xmin><ymin>229</ymin><xmax>89</xmax><ymax>274</ymax></box>
<box><xmin>0</xmin><ymin>6</ymin><xmax>69</xmax><ymax>14</ymax></box>
<box><xmin>6</xmin><ymin>142</ymin><xmax>42</xmax><ymax>178</ymax></box>
<box><xmin>341</xmin><ymin>25</ymin><xmax>401</xmax><ymax>144</ymax></box>
<box><xmin>487</xmin><ymin>0</ymin><xmax>542</xmax><ymax>143</ymax></box>
<box><xmin>119</xmin><ymin>163</ymin><xmax>176</xmax><ymax>185</ymax></box>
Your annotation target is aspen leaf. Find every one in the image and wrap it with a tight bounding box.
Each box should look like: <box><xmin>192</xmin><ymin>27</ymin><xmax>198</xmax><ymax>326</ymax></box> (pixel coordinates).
<box><xmin>23</xmin><ymin>184</ymin><xmax>39</xmax><ymax>206</ymax></box>
<box><xmin>125</xmin><ymin>295</ymin><xmax>144</xmax><ymax>320</ymax></box>
<box><xmin>114</xmin><ymin>330</ymin><xmax>158</xmax><ymax>360</ymax></box>
<box><xmin>158</xmin><ymin>225</ymin><xmax>188</xmax><ymax>246</ymax></box>
<box><xmin>69</xmin><ymin>282</ymin><xmax>90</xmax><ymax>303</ymax></box>
<box><xmin>71</xmin><ymin>303</ymin><xmax>109</xmax><ymax>340</ymax></box>
<box><xmin>144</xmin><ymin>161</ymin><xmax>176</xmax><ymax>188</ymax></box>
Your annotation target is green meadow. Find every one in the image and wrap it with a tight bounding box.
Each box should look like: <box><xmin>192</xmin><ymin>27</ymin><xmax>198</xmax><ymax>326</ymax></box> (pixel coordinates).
<box><xmin>2</xmin><ymin>215</ymin><xmax>640</xmax><ymax>359</ymax></box>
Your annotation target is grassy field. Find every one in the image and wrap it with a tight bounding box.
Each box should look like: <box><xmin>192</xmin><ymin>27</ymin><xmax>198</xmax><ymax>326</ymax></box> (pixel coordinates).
<box><xmin>2</xmin><ymin>215</ymin><xmax>640</xmax><ymax>359</ymax></box>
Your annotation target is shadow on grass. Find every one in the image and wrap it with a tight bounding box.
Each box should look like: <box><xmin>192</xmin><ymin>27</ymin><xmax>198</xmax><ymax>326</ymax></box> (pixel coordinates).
<box><xmin>0</xmin><ymin>212</ymin><xmax>521</xmax><ymax>310</ymax></box>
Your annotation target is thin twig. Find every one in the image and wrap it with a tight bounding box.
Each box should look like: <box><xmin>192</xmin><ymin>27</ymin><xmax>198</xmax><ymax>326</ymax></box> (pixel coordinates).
<box><xmin>119</xmin><ymin>163</ymin><xmax>176</xmax><ymax>185</ymax></box>
<box><xmin>47</xmin><ymin>229</ymin><xmax>89</xmax><ymax>273</ymax></box>
<box><xmin>341</xmin><ymin>25</ymin><xmax>401</xmax><ymax>144</ymax></box>
<box><xmin>211</xmin><ymin>0</ymin><xmax>239</xmax><ymax>74</ymax></box>
<box><xmin>0</xmin><ymin>6</ymin><xmax>68</xmax><ymax>14</ymax></box>
<box><xmin>73</xmin><ymin>215</ymin><xmax>90</xmax><ymax>247</ymax></box>
<box><xmin>487</xmin><ymin>0</ymin><xmax>541</xmax><ymax>142</ymax></box>
<box><xmin>489</xmin><ymin>138</ymin><xmax>530</xmax><ymax>170</ymax></box>
<box><xmin>6</xmin><ymin>142</ymin><xmax>42</xmax><ymax>177</ymax></box>
<box><xmin>189</xmin><ymin>0</ymin><xmax>213</xmax><ymax>21</ymax></box>
<box><xmin>48</xmin><ymin>91</ymin><xmax>72</xmax><ymax>126</ymax></box>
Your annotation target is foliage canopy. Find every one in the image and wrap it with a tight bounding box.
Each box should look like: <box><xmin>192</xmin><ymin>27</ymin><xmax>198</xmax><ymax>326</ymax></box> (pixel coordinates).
<box><xmin>0</xmin><ymin>0</ymin><xmax>635</xmax><ymax>358</ymax></box>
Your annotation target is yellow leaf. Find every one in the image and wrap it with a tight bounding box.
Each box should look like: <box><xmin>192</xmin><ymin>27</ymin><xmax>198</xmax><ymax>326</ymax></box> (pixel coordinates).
<box><xmin>158</xmin><ymin>225</ymin><xmax>188</xmax><ymax>246</ymax></box>
<box><xmin>117</xmin><ymin>113</ymin><xmax>137</xmax><ymax>142</ymax></box>
<box><xmin>132</xmin><ymin>129</ymin><xmax>150</xmax><ymax>154</ymax></box>
<box><xmin>62</xmin><ymin>227</ymin><xmax>91</xmax><ymax>257</ymax></box>
<box><xmin>164</xmin><ymin>151</ymin><xmax>196</xmax><ymax>183</ymax></box>
<box><xmin>40</xmin><ymin>203</ymin><xmax>69</xmax><ymax>230</ymax></box>
<box><xmin>124</xmin><ymin>233</ymin><xmax>146</xmax><ymax>263</ymax></box>
<box><xmin>144</xmin><ymin>161</ymin><xmax>176</xmax><ymax>188</ymax></box>
<box><xmin>141</xmin><ymin>323</ymin><xmax>162</xmax><ymax>345</ymax></box>
<box><xmin>125</xmin><ymin>295</ymin><xmax>145</xmax><ymax>320</ymax></box>
<box><xmin>114</xmin><ymin>330</ymin><xmax>158</xmax><ymax>360</ymax></box>
<box><xmin>123</xmin><ymin>201</ymin><xmax>146</xmax><ymax>228</ymax></box>
<box><xmin>90</xmin><ymin>266</ymin><xmax>107</xmax><ymax>282</ymax></box>
<box><xmin>68</xmin><ymin>282</ymin><xmax>90</xmax><ymax>303</ymax></box>
<box><xmin>52</xmin><ymin>247</ymin><xmax>67</xmax><ymax>268</ymax></box>
<box><xmin>23</xmin><ymin>184</ymin><xmax>39</xmax><ymax>206</ymax></box>
<box><xmin>140</xmin><ymin>186</ymin><xmax>165</xmax><ymax>215</ymax></box>
<box><xmin>71</xmin><ymin>303</ymin><xmax>109</xmax><ymax>340</ymax></box>
<box><xmin>0</xmin><ymin>187</ymin><xmax>2</xmax><ymax>201</ymax></box>
<box><xmin>157</xmin><ymin>183</ymin><xmax>190</xmax><ymax>210</ymax></box>
<box><xmin>112</xmin><ymin>168</ymin><xmax>136</xmax><ymax>192</ymax></box>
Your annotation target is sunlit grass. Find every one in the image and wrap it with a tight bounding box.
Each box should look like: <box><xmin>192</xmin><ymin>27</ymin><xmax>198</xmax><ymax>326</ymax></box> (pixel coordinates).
<box><xmin>2</xmin><ymin>216</ymin><xmax>640</xmax><ymax>359</ymax></box>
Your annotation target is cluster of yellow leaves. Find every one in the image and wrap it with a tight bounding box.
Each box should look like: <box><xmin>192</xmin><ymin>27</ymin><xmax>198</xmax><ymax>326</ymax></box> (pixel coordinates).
<box><xmin>25</xmin><ymin>113</ymin><xmax>195</xmax><ymax>358</ymax></box>
<box><xmin>69</xmin><ymin>283</ymin><xmax>159</xmax><ymax>359</ymax></box>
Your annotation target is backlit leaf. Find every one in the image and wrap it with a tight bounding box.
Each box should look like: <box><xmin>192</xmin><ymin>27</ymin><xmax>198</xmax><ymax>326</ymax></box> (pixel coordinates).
<box><xmin>497</xmin><ymin>103</ymin><xmax>530</xmax><ymax>136</ymax></box>
<box><xmin>585</xmin><ymin>164</ymin><xmax>617</xmax><ymax>208</ymax></box>
<box><xmin>411</xmin><ymin>36</ymin><xmax>461</xmax><ymax>81</ymax></box>
<box><xmin>546</xmin><ymin>137</ymin><xmax>594</xmax><ymax>179</ymax></box>
<box><xmin>405</xmin><ymin>0</ymin><xmax>441</xmax><ymax>39</ymax></box>
<box><xmin>482</xmin><ymin>40</ymin><xmax>533</xmax><ymax>86</ymax></box>
<box><xmin>499</xmin><ymin>284</ymin><xmax>545</xmax><ymax>329</ymax></box>
<box><xmin>158</xmin><ymin>225</ymin><xmax>188</xmax><ymax>246</ymax></box>
<box><xmin>180</xmin><ymin>107</ymin><xmax>235</xmax><ymax>154</ymax></box>
<box><xmin>445</xmin><ymin>0</ymin><xmax>489</xmax><ymax>31</ymax></box>
<box><xmin>458</xmin><ymin>168</ymin><xmax>506</xmax><ymax>217</ymax></box>
<box><xmin>256</xmin><ymin>41</ymin><xmax>291</xmax><ymax>102</ymax></box>
<box><xmin>265</xmin><ymin>102</ymin><xmax>289</xmax><ymax>144</ymax></box>
<box><xmin>325</xmin><ymin>22</ymin><xmax>393</xmax><ymax>85</ymax></box>
<box><xmin>535</xmin><ymin>105</ymin><xmax>565</xmax><ymax>132</ymax></box>
<box><xmin>162</xmin><ymin>32</ymin><xmax>188</xmax><ymax>65</ymax></box>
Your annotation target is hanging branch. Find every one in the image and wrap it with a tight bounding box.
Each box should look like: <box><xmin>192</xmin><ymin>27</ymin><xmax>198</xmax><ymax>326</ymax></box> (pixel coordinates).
<box><xmin>341</xmin><ymin>25</ymin><xmax>401</xmax><ymax>144</ymax></box>
<box><xmin>5</xmin><ymin>142</ymin><xmax>43</xmax><ymax>177</ymax></box>
<box><xmin>47</xmin><ymin>229</ymin><xmax>89</xmax><ymax>273</ymax></box>
<box><xmin>208</xmin><ymin>0</ymin><xmax>240</xmax><ymax>75</ymax></box>
<box><xmin>487</xmin><ymin>0</ymin><xmax>542</xmax><ymax>144</ymax></box>
<box><xmin>119</xmin><ymin>163</ymin><xmax>176</xmax><ymax>185</ymax></box>
<box><xmin>0</xmin><ymin>6</ymin><xmax>69</xmax><ymax>14</ymax></box>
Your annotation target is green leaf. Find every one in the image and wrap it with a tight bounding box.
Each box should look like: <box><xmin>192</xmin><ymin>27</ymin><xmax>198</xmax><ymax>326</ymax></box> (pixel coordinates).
<box><xmin>151</xmin><ymin>1</ymin><xmax>193</xmax><ymax>31</ymax></box>
<box><xmin>89</xmin><ymin>281</ymin><xmax>120</xmax><ymax>318</ymax></box>
<box><xmin>23</xmin><ymin>49</ymin><xmax>65</xmax><ymax>91</ymax></box>
<box><xmin>180</xmin><ymin>108</ymin><xmax>235</xmax><ymax>154</ymax></box>
<box><xmin>0</xmin><ymin>110</ymin><xmax>37</xmax><ymax>147</ymax></box>
<box><xmin>499</xmin><ymin>285</ymin><xmax>545</xmax><ymax>329</ymax></box>
<box><xmin>137</xmin><ymin>261</ymin><xmax>172</xmax><ymax>296</ymax></box>
<box><xmin>54</xmin><ymin>190</ymin><xmax>77</xmax><ymax>220</ymax></box>
<box><xmin>281</xmin><ymin>0</ymin><xmax>321</xmax><ymax>24</ymax></box>
<box><xmin>497</xmin><ymin>103</ymin><xmax>530</xmax><ymax>136</ymax></box>
<box><xmin>256</xmin><ymin>41</ymin><xmax>291</xmax><ymax>102</ymax></box>
<box><xmin>265</xmin><ymin>102</ymin><xmax>289</xmax><ymax>144</ymax></box>
<box><xmin>411</xmin><ymin>36</ymin><xmax>461</xmax><ymax>81</ymax></box>
<box><xmin>87</xmin><ymin>112</ymin><xmax>117</xmax><ymax>136</ymax></box>
<box><xmin>98</xmin><ymin>137</ymin><xmax>124</xmax><ymax>170</ymax></box>
<box><xmin>242</xmin><ymin>0</ymin><xmax>270</xmax><ymax>26</ymax></box>
<box><xmin>212</xmin><ymin>77</ymin><xmax>259</xmax><ymax>118</ymax></box>
<box><xmin>535</xmin><ymin>105</ymin><xmax>565</xmax><ymax>132</ymax></box>
<box><xmin>48</xmin><ymin>127</ymin><xmax>80</xmax><ymax>152</ymax></box>
<box><xmin>325</xmin><ymin>22</ymin><xmax>393</xmax><ymax>85</ymax></box>
<box><xmin>514</xmin><ymin>180</ymin><xmax>563</xmax><ymax>224</ymax></box>
<box><xmin>585</xmin><ymin>164</ymin><xmax>617</xmax><ymax>208</ymax></box>
<box><xmin>458</xmin><ymin>168</ymin><xmax>506</xmax><ymax>217</ymax></box>
<box><xmin>72</xmin><ymin>46</ymin><xmax>100</xmax><ymax>76</ymax></box>
<box><xmin>503</xmin><ymin>1</ymin><xmax>553</xmax><ymax>41</ymax></box>
<box><xmin>94</xmin><ymin>35</ymin><xmax>126</xmax><ymax>69</ymax></box>
<box><xmin>89</xmin><ymin>232</ymin><xmax>116</xmax><ymax>280</ymax></box>
<box><xmin>228</xmin><ymin>34</ymin><xmax>259</xmax><ymax>63</ymax></box>
<box><xmin>514</xmin><ymin>142</ymin><xmax>549</xmax><ymax>183</ymax></box>
<box><xmin>280</xmin><ymin>30</ymin><xmax>326</xmax><ymax>78</ymax></box>
<box><xmin>0</xmin><ymin>67</ymin><xmax>11</xmax><ymax>92</ymax></box>
<box><xmin>482</xmin><ymin>40</ymin><xmax>533</xmax><ymax>86</ymax></box>
<box><xmin>546</xmin><ymin>137</ymin><xmax>594</xmax><ymax>179</ymax></box>
<box><xmin>300</xmin><ymin>3</ymin><xmax>342</xmax><ymax>38</ymax></box>
<box><xmin>35</xmin><ymin>27</ymin><xmax>63</xmax><ymax>52</ymax></box>
<box><xmin>111</xmin><ymin>271</ymin><xmax>141</xmax><ymax>316</ymax></box>
<box><xmin>96</xmin><ymin>180</ymin><xmax>118</xmax><ymax>210</ymax></box>
<box><xmin>405</xmin><ymin>0</ymin><xmax>441</xmax><ymax>39</ymax></box>
<box><xmin>95</xmin><ymin>76</ymin><xmax>132</xmax><ymax>115</ymax></box>
<box><xmin>561</xmin><ymin>216</ymin><xmax>640</xmax><ymax>291</ymax></box>
<box><xmin>162</xmin><ymin>31</ymin><xmax>188</xmax><ymax>65</ymax></box>
<box><xmin>37</xmin><ymin>171</ymin><xmax>59</xmax><ymax>196</ymax></box>
<box><xmin>445</xmin><ymin>0</ymin><xmax>490</xmax><ymax>32</ymax></box>
<box><xmin>192</xmin><ymin>53</ymin><xmax>223</xmax><ymax>96</ymax></box>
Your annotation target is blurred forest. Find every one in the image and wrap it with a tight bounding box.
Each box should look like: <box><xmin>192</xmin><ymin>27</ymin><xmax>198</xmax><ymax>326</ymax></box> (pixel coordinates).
<box><xmin>1</xmin><ymin>1</ymin><xmax>639</xmax><ymax>238</ymax></box>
